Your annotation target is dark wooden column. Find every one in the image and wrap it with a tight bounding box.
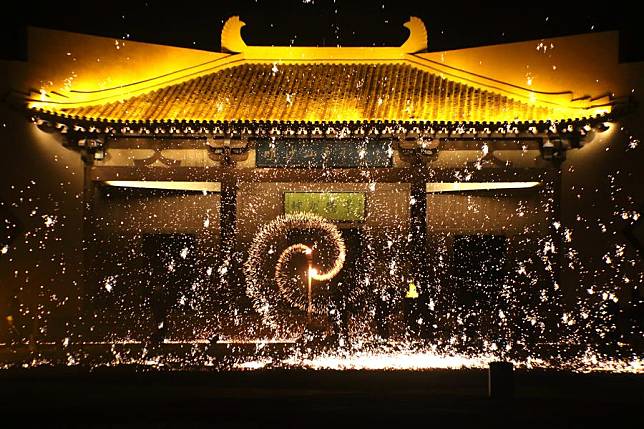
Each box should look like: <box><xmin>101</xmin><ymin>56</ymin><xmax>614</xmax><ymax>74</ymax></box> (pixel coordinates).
<box><xmin>409</xmin><ymin>173</ymin><xmax>429</xmax><ymax>338</ymax></box>
<box><xmin>548</xmin><ymin>164</ymin><xmax>564</xmax><ymax>342</ymax></box>
<box><xmin>80</xmin><ymin>161</ymin><xmax>97</xmax><ymax>340</ymax></box>
<box><xmin>552</xmin><ymin>165</ymin><xmax>563</xmax><ymax>288</ymax></box>
<box><xmin>409</xmin><ymin>180</ymin><xmax>428</xmax><ymax>267</ymax></box>
<box><xmin>219</xmin><ymin>174</ymin><xmax>238</xmax><ymax>288</ymax></box>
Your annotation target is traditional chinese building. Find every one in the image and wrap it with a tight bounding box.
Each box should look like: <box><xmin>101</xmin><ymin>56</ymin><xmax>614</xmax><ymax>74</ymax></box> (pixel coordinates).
<box><xmin>2</xmin><ymin>17</ymin><xmax>640</xmax><ymax>346</ymax></box>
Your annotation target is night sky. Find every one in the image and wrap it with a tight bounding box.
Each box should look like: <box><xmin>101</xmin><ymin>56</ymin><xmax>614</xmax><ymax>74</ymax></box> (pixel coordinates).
<box><xmin>1</xmin><ymin>0</ymin><xmax>641</xmax><ymax>62</ymax></box>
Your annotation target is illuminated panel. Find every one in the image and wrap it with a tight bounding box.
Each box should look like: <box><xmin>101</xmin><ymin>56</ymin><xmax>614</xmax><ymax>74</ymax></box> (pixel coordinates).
<box><xmin>284</xmin><ymin>192</ymin><xmax>366</xmax><ymax>221</ymax></box>
<box><xmin>426</xmin><ymin>182</ymin><xmax>541</xmax><ymax>193</ymax></box>
<box><xmin>103</xmin><ymin>181</ymin><xmax>221</xmax><ymax>192</ymax></box>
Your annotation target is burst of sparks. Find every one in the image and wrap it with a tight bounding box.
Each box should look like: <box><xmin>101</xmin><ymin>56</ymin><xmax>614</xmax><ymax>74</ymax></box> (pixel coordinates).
<box><xmin>245</xmin><ymin>212</ymin><xmax>346</xmax><ymax>318</ymax></box>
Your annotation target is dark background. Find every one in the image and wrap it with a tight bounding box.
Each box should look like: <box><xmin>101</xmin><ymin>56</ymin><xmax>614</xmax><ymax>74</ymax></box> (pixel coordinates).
<box><xmin>0</xmin><ymin>0</ymin><xmax>641</xmax><ymax>62</ymax></box>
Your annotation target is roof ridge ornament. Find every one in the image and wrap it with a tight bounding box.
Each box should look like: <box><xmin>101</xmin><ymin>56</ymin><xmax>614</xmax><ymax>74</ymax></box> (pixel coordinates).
<box><xmin>401</xmin><ymin>16</ymin><xmax>428</xmax><ymax>53</ymax></box>
<box><xmin>220</xmin><ymin>15</ymin><xmax>427</xmax><ymax>56</ymax></box>
<box><xmin>221</xmin><ymin>16</ymin><xmax>248</xmax><ymax>53</ymax></box>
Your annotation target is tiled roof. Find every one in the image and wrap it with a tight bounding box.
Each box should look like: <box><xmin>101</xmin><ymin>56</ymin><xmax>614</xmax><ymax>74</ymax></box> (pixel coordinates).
<box><xmin>43</xmin><ymin>62</ymin><xmax>593</xmax><ymax>123</ymax></box>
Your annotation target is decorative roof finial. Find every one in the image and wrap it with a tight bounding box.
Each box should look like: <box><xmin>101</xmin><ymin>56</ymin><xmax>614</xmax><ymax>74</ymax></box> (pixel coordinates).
<box><xmin>221</xmin><ymin>16</ymin><xmax>247</xmax><ymax>53</ymax></box>
<box><xmin>401</xmin><ymin>16</ymin><xmax>428</xmax><ymax>53</ymax></box>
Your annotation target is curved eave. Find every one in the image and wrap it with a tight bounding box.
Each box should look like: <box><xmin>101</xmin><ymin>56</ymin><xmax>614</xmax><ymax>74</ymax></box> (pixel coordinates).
<box><xmin>28</xmin><ymin>106</ymin><xmax>617</xmax><ymax>137</ymax></box>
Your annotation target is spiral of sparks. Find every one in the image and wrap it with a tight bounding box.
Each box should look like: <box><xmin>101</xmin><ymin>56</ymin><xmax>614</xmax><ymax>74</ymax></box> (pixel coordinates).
<box><xmin>245</xmin><ymin>212</ymin><xmax>346</xmax><ymax>319</ymax></box>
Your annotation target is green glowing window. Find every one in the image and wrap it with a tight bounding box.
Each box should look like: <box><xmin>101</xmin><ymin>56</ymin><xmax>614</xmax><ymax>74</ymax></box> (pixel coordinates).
<box><xmin>284</xmin><ymin>192</ymin><xmax>366</xmax><ymax>222</ymax></box>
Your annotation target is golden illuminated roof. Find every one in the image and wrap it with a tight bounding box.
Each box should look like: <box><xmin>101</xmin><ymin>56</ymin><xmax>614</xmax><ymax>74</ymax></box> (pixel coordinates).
<box><xmin>27</xmin><ymin>16</ymin><xmax>612</xmax><ymax>124</ymax></box>
<box><xmin>43</xmin><ymin>62</ymin><xmax>588</xmax><ymax>123</ymax></box>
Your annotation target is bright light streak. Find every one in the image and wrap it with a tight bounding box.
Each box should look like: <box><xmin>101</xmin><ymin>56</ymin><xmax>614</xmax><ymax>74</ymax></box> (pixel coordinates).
<box><xmin>426</xmin><ymin>182</ymin><xmax>541</xmax><ymax>193</ymax></box>
<box><xmin>103</xmin><ymin>181</ymin><xmax>221</xmax><ymax>192</ymax></box>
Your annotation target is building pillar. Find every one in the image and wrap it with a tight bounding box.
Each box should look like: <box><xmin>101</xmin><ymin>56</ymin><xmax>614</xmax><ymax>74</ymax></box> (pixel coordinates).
<box><xmin>80</xmin><ymin>162</ymin><xmax>97</xmax><ymax>341</ymax></box>
<box><xmin>409</xmin><ymin>179</ymin><xmax>428</xmax><ymax>276</ymax></box>
<box><xmin>549</xmin><ymin>164</ymin><xmax>565</xmax><ymax>343</ymax></box>
<box><xmin>409</xmin><ymin>178</ymin><xmax>429</xmax><ymax>338</ymax></box>
<box><xmin>552</xmin><ymin>165</ymin><xmax>563</xmax><ymax>289</ymax></box>
<box><xmin>219</xmin><ymin>175</ymin><xmax>238</xmax><ymax>288</ymax></box>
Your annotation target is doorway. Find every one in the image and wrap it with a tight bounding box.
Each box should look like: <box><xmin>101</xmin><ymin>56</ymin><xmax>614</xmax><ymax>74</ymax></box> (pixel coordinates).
<box><xmin>451</xmin><ymin>234</ymin><xmax>508</xmax><ymax>349</ymax></box>
<box><xmin>141</xmin><ymin>233</ymin><xmax>196</xmax><ymax>342</ymax></box>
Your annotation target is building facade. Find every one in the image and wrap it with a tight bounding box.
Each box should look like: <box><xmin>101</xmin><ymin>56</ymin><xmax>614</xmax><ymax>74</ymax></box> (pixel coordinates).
<box><xmin>3</xmin><ymin>17</ymin><xmax>640</xmax><ymax>349</ymax></box>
